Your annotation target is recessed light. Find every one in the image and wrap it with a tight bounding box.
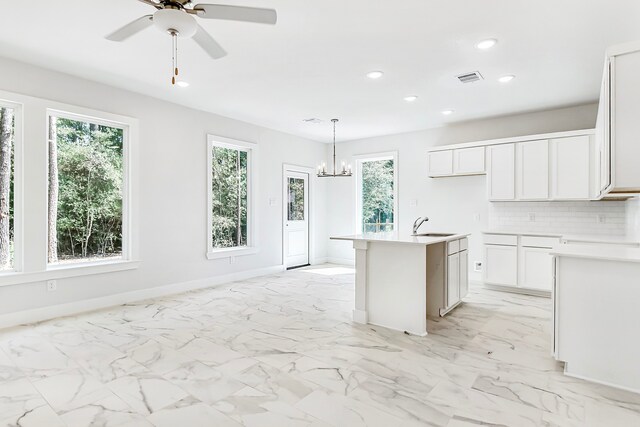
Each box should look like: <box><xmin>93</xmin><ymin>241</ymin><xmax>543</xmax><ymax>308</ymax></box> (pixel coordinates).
<box><xmin>498</xmin><ymin>74</ymin><xmax>515</xmax><ymax>83</ymax></box>
<box><xmin>404</xmin><ymin>95</ymin><xmax>418</xmax><ymax>102</ymax></box>
<box><xmin>442</xmin><ymin>109</ymin><xmax>454</xmax><ymax>115</ymax></box>
<box><xmin>366</xmin><ymin>71</ymin><xmax>384</xmax><ymax>80</ymax></box>
<box><xmin>476</xmin><ymin>38</ymin><xmax>497</xmax><ymax>50</ymax></box>
<box><xmin>176</xmin><ymin>81</ymin><xmax>190</xmax><ymax>88</ymax></box>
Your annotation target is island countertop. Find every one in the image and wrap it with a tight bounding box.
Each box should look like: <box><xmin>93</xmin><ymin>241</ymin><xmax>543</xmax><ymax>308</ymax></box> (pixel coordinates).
<box><xmin>330</xmin><ymin>232</ymin><xmax>470</xmax><ymax>246</ymax></box>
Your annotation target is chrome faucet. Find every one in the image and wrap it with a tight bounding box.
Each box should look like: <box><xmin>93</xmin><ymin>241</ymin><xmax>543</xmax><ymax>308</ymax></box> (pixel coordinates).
<box><xmin>412</xmin><ymin>216</ymin><xmax>429</xmax><ymax>235</ymax></box>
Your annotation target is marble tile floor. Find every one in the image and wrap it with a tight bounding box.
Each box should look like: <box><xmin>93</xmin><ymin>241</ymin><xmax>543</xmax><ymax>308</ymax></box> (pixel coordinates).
<box><xmin>0</xmin><ymin>264</ymin><xmax>639</xmax><ymax>426</ymax></box>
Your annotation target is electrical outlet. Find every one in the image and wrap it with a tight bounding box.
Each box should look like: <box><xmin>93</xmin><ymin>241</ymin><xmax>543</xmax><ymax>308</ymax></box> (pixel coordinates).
<box><xmin>47</xmin><ymin>280</ymin><xmax>57</xmax><ymax>292</ymax></box>
<box><xmin>474</xmin><ymin>261</ymin><xmax>482</xmax><ymax>272</ymax></box>
<box><xmin>409</xmin><ymin>199</ymin><xmax>418</xmax><ymax>208</ymax></box>
<box><xmin>597</xmin><ymin>214</ymin><xmax>606</xmax><ymax>223</ymax></box>
<box><xmin>269</xmin><ymin>198</ymin><xmax>277</xmax><ymax>207</ymax></box>
<box><xmin>528</xmin><ymin>213</ymin><xmax>536</xmax><ymax>222</ymax></box>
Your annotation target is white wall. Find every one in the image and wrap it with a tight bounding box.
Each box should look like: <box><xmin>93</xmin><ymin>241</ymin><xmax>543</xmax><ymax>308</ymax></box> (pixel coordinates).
<box><xmin>326</xmin><ymin>103</ymin><xmax>602</xmax><ymax>281</ymax></box>
<box><xmin>0</xmin><ymin>57</ymin><xmax>327</xmax><ymax>316</ymax></box>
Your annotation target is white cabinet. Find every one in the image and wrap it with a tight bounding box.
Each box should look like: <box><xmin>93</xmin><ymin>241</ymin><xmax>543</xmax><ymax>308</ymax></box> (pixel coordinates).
<box><xmin>428</xmin><ymin>147</ymin><xmax>485</xmax><ymax>177</ymax></box>
<box><xmin>550</xmin><ymin>136</ymin><xmax>592</xmax><ymax>200</ymax></box>
<box><xmin>443</xmin><ymin>238</ymin><xmax>469</xmax><ymax>313</ymax></box>
<box><xmin>453</xmin><ymin>147</ymin><xmax>485</xmax><ymax>175</ymax></box>
<box><xmin>427</xmin><ymin>150</ymin><xmax>453</xmax><ymax>177</ymax></box>
<box><xmin>459</xmin><ymin>249</ymin><xmax>469</xmax><ymax>299</ymax></box>
<box><xmin>516</xmin><ymin>140</ymin><xmax>549</xmax><ymax>200</ymax></box>
<box><xmin>484</xmin><ymin>233</ymin><xmax>559</xmax><ymax>295</ymax></box>
<box><xmin>519</xmin><ymin>246</ymin><xmax>553</xmax><ymax>291</ymax></box>
<box><xmin>596</xmin><ymin>44</ymin><xmax>640</xmax><ymax>197</ymax></box>
<box><xmin>484</xmin><ymin>244</ymin><xmax>518</xmax><ymax>286</ymax></box>
<box><xmin>447</xmin><ymin>253</ymin><xmax>460</xmax><ymax>307</ymax></box>
<box><xmin>487</xmin><ymin>144</ymin><xmax>515</xmax><ymax>201</ymax></box>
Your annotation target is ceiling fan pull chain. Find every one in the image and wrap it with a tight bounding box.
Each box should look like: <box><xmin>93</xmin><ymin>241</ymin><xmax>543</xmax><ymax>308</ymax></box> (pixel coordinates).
<box><xmin>171</xmin><ymin>30</ymin><xmax>176</xmax><ymax>85</ymax></box>
<box><xmin>175</xmin><ymin>33</ymin><xmax>179</xmax><ymax>77</ymax></box>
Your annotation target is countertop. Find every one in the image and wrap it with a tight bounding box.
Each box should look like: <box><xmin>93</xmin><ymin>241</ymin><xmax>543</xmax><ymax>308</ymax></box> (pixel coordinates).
<box><xmin>550</xmin><ymin>245</ymin><xmax>640</xmax><ymax>263</ymax></box>
<box><xmin>483</xmin><ymin>230</ymin><xmax>640</xmax><ymax>245</ymax></box>
<box><xmin>330</xmin><ymin>232</ymin><xmax>470</xmax><ymax>246</ymax></box>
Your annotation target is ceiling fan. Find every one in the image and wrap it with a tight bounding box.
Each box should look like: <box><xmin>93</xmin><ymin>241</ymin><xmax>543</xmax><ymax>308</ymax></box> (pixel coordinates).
<box><xmin>106</xmin><ymin>0</ymin><xmax>277</xmax><ymax>84</ymax></box>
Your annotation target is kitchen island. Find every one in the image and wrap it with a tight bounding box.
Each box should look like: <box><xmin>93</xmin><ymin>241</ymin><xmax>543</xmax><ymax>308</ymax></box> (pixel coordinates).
<box><xmin>330</xmin><ymin>232</ymin><xmax>470</xmax><ymax>336</ymax></box>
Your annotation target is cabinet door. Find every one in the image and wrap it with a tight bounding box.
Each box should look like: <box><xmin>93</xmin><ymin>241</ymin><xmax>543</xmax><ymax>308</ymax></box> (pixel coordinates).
<box><xmin>428</xmin><ymin>150</ymin><xmax>453</xmax><ymax>177</ymax></box>
<box><xmin>597</xmin><ymin>60</ymin><xmax>612</xmax><ymax>195</ymax></box>
<box><xmin>453</xmin><ymin>147</ymin><xmax>485</xmax><ymax>175</ymax></box>
<box><xmin>550</xmin><ymin>136</ymin><xmax>591</xmax><ymax>200</ymax></box>
<box><xmin>459</xmin><ymin>250</ymin><xmax>469</xmax><ymax>299</ymax></box>
<box><xmin>519</xmin><ymin>247</ymin><xmax>553</xmax><ymax>291</ymax></box>
<box><xmin>517</xmin><ymin>140</ymin><xmax>549</xmax><ymax>200</ymax></box>
<box><xmin>487</xmin><ymin>144</ymin><xmax>515</xmax><ymax>200</ymax></box>
<box><xmin>484</xmin><ymin>244</ymin><xmax>517</xmax><ymax>286</ymax></box>
<box><xmin>447</xmin><ymin>253</ymin><xmax>460</xmax><ymax>307</ymax></box>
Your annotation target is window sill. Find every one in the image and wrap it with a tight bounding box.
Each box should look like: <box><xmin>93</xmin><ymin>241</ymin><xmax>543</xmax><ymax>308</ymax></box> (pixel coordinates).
<box><xmin>0</xmin><ymin>260</ymin><xmax>140</xmax><ymax>287</ymax></box>
<box><xmin>206</xmin><ymin>247</ymin><xmax>259</xmax><ymax>260</ymax></box>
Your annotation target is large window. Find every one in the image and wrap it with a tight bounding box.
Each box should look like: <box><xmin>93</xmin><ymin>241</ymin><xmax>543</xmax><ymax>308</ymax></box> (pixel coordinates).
<box><xmin>356</xmin><ymin>153</ymin><xmax>398</xmax><ymax>233</ymax></box>
<box><xmin>47</xmin><ymin>112</ymin><xmax>125</xmax><ymax>265</ymax></box>
<box><xmin>0</xmin><ymin>105</ymin><xmax>16</xmax><ymax>271</ymax></box>
<box><xmin>207</xmin><ymin>136</ymin><xmax>256</xmax><ymax>258</ymax></box>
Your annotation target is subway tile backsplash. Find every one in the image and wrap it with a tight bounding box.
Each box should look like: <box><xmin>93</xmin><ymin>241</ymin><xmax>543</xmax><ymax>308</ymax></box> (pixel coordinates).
<box><xmin>489</xmin><ymin>201</ymin><xmax>628</xmax><ymax>236</ymax></box>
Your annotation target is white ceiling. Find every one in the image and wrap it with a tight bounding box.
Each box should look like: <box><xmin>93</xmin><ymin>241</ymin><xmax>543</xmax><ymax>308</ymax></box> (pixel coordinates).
<box><xmin>1</xmin><ymin>0</ymin><xmax>640</xmax><ymax>142</ymax></box>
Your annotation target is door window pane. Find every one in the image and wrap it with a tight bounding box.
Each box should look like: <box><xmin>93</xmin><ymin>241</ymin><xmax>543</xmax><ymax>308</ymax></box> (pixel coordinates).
<box><xmin>361</xmin><ymin>159</ymin><xmax>394</xmax><ymax>233</ymax></box>
<box><xmin>288</xmin><ymin>177</ymin><xmax>305</xmax><ymax>221</ymax></box>
<box><xmin>0</xmin><ymin>107</ymin><xmax>15</xmax><ymax>270</ymax></box>
<box><xmin>48</xmin><ymin>115</ymin><xmax>124</xmax><ymax>264</ymax></box>
<box><xmin>211</xmin><ymin>146</ymin><xmax>248</xmax><ymax>249</ymax></box>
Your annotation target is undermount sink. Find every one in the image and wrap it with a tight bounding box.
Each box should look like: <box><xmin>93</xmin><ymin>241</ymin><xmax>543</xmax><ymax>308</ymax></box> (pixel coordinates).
<box><xmin>413</xmin><ymin>233</ymin><xmax>455</xmax><ymax>237</ymax></box>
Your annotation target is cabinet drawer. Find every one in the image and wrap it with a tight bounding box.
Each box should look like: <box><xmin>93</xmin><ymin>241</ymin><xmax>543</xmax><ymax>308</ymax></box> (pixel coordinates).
<box><xmin>447</xmin><ymin>240</ymin><xmax>460</xmax><ymax>255</ymax></box>
<box><xmin>521</xmin><ymin>236</ymin><xmax>560</xmax><ymax>249</ymax></box>
<box><xmin>484</xmin><ymin>234</ymin><xmax>517</xmax><ymax>246</ymax></box>
<box><xmin>459</xmin><ymin>238</ymin><xmax>468</xmax><ymax>251</ymax></box>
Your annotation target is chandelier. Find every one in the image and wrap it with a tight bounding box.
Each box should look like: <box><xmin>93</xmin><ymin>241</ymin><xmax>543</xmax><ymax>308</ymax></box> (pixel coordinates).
<box><xmin>317</xmin><ymin>119</ymin><xmax>352</xmax><ymax>177</ymax></box>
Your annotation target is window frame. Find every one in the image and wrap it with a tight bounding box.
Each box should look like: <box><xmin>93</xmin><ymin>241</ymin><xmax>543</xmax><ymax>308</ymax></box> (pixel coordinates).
<box><xmin>0</xmin><ymin>99</ymin><xmax>23</xmax><ymax>275</ymax></box>
<box><xmin>354</xmin><ymin>151</ymin><xmax>399</xmax><ymax>234</ymax></box>
<box><xmin>206</xmin><ymin>135</ymin><xmax>258</xmax><ymax>260</ymax></box>
<box><xmin>45</xmin><ymin>108</ymin><xmax>134</xmax><ymax>270</ymax></box>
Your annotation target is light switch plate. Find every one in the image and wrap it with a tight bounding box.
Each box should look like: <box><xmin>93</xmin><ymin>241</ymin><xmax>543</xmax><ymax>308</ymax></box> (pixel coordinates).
<box><xmin>269</xmin><ymin>198</ymin><xmax>277</xmax><ymax>207</ymax></box>
<box><xmin>409</xmin><ymin>199</ymin><xmax>418</xmax><ymax>208</ymax></box>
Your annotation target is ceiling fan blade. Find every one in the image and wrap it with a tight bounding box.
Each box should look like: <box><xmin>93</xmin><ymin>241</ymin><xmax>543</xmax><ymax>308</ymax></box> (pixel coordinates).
<box><xmin>137</xmin><ymin>0</ymin><xmax>162</xmax><ymax>8</ymax></box>
<box><xmin>193</xmin><ymin>4</ymin><xmax>277</xmax><ymax>25</ymax></box>
<box><xmin>192</xmin><ymin>24</ymin><xmax>227</xmax><ymax>59</ymax></box>
<box><xmin>106</xmin><ymin>15</ymin><xmax>153</xmax><ymax>42</ymax></box>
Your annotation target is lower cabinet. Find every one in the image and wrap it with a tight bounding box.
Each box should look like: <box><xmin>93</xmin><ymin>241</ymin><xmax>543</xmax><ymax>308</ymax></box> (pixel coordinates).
<box><xmin>483</xmin><ymin>233</ymin><xmax>558</xmax><ymax>294</ymax></box>
<box><xmin>444</xmin><ymin>238</ymin><xmax>469</xmax><ymax>313</ymax></box>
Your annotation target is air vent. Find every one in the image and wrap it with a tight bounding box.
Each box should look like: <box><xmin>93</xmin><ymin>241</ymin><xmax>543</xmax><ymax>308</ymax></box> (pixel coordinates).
<box><xmin>456</xmin><ymin>71</ymin><xmax>484</xmax><ymax>84</ymax></box>
<box><xmin>303</xmin><ymin>118</ymin><xmax>323</xmax><ymax>124</ymax></box>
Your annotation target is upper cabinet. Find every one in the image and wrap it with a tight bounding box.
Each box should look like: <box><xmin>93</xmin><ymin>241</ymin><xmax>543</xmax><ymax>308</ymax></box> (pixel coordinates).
<box><xmin>596</xmin><ymin>42</ymin><xmax>640</xmax><ymax>198</ymax></box>
<box><xmin>487</xmin><ymin>144</ymin><xmax>515</xmax><ymax>201</ymax></box>
<box><xmin>428</xmin><ymin>147</ymin><xmax>484</xmax><ymax>177</ymax></box>
<box><xmin>550</xmin><ymin>136</ymin><xmax>593</xmax><ymax>200</ymax></box>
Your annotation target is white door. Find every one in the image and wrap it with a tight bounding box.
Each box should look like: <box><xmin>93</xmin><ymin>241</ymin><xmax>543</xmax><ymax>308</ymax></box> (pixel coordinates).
<box><xmin>447</xmin><ymin>253</ymin><xmax>460</xmax><ymax>308</ymax></box>
<box><xmin>484</xmin><ymin>244</ymin><xmax>518</xmax><ymax>286</ymax></box>
<box><xmin>284</xmin><ymin>171</ymin><xmax>309</xmax><ymax>268</ymax></box>
<box><xmin>428</xmin><ymin>150</ymin><xmax>453</xmax><ymax>177</ymax></box>
<box><xmin>487</xmin><ymin>144</ymin><xmax>516</xmax><ymax>200</ymax></box>
<box><xmin>459</xmin><ymin>249</ymin><xmax>469</xmax><ymax>299</ymax></box>
<box><xmin>519</xmin><ymin>246</ymin><xmax>553</xmax><ymax>291</ymax></box>
<box><xmin>550</xmin><ymin>136</ymin><xmax>591</xmax><ymax>200</ymax></box>
<box><xmin>517</xmin><ymin>140</ymin><xmax>549</xmax><ymax>200</ymax></box>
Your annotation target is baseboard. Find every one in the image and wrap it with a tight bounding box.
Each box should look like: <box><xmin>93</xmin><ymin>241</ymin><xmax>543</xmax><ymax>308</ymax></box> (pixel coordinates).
<box><xmin>479</xmin><ymin>281</ymin><xmax>551</xmax><ymax>298</ymax></box>
<box><xmin>310</xmin><ymin>257</ymin><xmax>328</xmax><ymax>265</ymax></box>
<box><xmin>563</xmin><ymin>363</ymin><xmax>640</xmax><ymax>395</ymax></box>
<box><xmin>326</xmin><ymin>257</ymin><xmax>355</xmax><ymax>266</ymax></box>
<box><xmin>0</xmin><ymin>264</ymin><xmax>285</xmax><ymax>330</ymax></box>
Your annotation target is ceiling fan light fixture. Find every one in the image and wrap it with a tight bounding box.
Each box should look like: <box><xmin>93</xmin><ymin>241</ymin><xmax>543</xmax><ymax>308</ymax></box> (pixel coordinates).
<box><xmin>153</xmin><ymin>8</ymin><xmax>198</xmax><ymax>38</ymax></box>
